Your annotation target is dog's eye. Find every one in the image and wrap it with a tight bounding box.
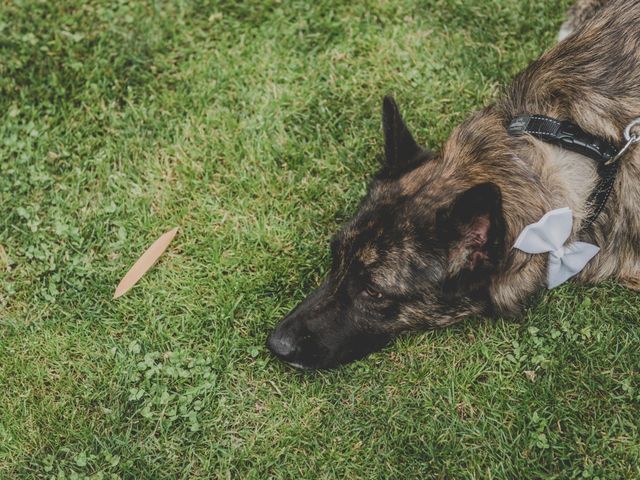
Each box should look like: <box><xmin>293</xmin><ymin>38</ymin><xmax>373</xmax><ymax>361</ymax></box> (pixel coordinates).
<box><xmin>364</xmin><ymin>287</ymin><xmax>383</xmax><ymax>299</ymax></box>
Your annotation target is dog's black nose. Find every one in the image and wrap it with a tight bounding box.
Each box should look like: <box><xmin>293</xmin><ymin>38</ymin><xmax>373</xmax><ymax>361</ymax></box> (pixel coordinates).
<box><xmin>267</xmin><ymin>330</ymin><xmax>297</xmax><ymax>360</ymax></box>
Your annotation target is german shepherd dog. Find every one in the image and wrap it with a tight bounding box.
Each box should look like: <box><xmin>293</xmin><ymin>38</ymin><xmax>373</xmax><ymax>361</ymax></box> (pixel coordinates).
<box><xmin>268</xmin><ymin>0</ymin><xmax>640</xmax><ymax>369</ymax></box>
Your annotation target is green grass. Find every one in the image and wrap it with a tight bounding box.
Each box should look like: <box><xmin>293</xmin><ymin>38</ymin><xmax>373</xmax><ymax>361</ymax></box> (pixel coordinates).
<box><xmin>1</xmin><ymin>0</ymin><xmax>639</xmax><ymax>478</ymax></box>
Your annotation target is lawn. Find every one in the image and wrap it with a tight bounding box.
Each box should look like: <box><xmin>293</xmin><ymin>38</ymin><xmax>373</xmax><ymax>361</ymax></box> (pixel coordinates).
<box><xmin>2</xmin><ymin>0</ymin><xmax>640</xmax><ymax>478</ymax></box>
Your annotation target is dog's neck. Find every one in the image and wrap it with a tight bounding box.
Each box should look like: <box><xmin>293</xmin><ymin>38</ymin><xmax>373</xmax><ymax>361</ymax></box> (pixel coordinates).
<box><xmin>519</xmin><ymin>139</ymin><xmax>600</xmax><ymax>232</ymax></box>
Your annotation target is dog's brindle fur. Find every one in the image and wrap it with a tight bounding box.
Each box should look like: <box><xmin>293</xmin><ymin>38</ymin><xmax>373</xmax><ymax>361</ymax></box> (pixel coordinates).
<box><xmin>558</xmin><ymin>0</ymin><xmax>609</xmax><ymax>41</ymax></box>
<box><xmin>268</xmin><ymin>0</ymin><xmax>640</xmax><ymax>369</ymax></box>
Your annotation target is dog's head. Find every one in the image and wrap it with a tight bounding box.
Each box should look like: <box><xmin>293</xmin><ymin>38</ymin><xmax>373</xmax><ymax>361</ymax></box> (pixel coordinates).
<box><xmin>268</xmin><ymin>97</ymin><xmax>506</xmax><ymax>369</ymax></box>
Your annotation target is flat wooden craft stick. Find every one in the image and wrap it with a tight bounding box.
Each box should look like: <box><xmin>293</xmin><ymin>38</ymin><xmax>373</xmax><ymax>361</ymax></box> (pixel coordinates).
<box><xmin>114</xmin><ymin>227</ymin><xmax>178</xmax><ymax>299</ymax></box>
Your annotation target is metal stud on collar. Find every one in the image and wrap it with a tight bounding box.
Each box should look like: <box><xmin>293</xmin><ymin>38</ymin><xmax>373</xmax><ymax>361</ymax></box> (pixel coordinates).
<box><xmin>605</xmin><ymin>117</ymin><xmax>640</xmax><ymax>165</ymax></box>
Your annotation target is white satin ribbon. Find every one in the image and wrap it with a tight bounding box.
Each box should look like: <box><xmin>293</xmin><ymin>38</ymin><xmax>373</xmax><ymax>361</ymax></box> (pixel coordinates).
<box><xmin>513</xmin><ymin>207</ymin><xmax>600</xmax><ymax>289</ymax></box>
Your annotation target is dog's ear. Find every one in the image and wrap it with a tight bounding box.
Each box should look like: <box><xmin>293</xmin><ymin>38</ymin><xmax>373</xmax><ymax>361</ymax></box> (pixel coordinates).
<box><xmin>380</xmin><ymin>96</ymin><xmax>432</xmax><ymax>177</ymax></box>
<box><xmin>436</xmin><ymin>182</ymin><xmax>505</xmax><ymax>292</ymax></box>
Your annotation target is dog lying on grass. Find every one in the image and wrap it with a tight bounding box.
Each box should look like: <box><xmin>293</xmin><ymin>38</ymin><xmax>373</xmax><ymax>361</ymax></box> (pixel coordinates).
<box><xmin>268</xmin><ymin>0</ymin><xmax>640</xmax><ymax>369</ymax></box>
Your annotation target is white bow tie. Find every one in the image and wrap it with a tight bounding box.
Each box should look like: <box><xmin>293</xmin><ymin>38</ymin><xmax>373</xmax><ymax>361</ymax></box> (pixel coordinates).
<box><xmin>513</xmin><ymin>207</ymin><xmax>600</xmax><ymax>289</ymax></box>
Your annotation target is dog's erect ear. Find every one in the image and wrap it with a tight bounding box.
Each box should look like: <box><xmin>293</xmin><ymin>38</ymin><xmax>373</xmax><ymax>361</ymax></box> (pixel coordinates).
<box><xmin>437</xmin><ymin>182</ymin><xmax>505</xmax><ymax>292</ymax></box>
<box><xmin>381</xmin><ymin>96</ymin><xmax>431</xmax><ymax>176</ymax></box>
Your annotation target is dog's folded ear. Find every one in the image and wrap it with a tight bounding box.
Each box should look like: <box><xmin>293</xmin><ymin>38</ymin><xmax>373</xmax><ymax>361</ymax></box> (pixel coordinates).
<box><xmin>380</xmin><ymin>96</ymin><xmax>433</xmax><ymax>177</ymax></box>
<box><xmin>436</xmin><ymin>182</ymin><xmax>506</xmax><ymax>292</ymax></box>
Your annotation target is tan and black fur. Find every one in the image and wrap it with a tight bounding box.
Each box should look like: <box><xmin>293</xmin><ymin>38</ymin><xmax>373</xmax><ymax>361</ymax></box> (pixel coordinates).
<box><xmin>559</xmin><ymin>0</ymin><xmax>609</xmax><ymax>41</ymax></box>
<box><xmin>268</xmin><ymin>0</ymin><xmax>640</xmax><ymax>369</ymax></box>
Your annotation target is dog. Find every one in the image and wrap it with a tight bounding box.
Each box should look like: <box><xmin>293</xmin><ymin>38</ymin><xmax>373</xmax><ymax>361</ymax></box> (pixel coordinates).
<box><xmin>268</xmin><ymin>0</ymin><xmax>640</xmax><ymax>369</ymax></box>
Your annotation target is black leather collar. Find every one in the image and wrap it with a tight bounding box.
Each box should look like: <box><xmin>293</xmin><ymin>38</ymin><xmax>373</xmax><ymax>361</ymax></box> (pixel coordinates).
<box><xmin>507</xmin><ymin>114</ymin><xmax>620</xmax><ymax>229</ymax></box>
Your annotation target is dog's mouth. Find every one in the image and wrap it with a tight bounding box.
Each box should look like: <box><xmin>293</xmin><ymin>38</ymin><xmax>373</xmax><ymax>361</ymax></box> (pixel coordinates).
<box><xmin>266</xmin><ymin>328</ymin><xmax>329</xmax><ymax>369</ymax></box>
<box><xmin>282</xmin><ymin>360</ymin><xmax>311</xmax><ymax>371</ymax></box>
<box><xmin>267</xmin><ymin>323</ymin><xmax>393</xmax><ymax>370</ymax></box>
